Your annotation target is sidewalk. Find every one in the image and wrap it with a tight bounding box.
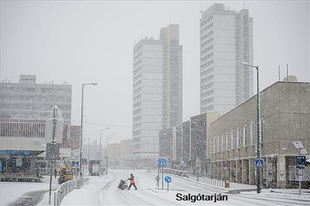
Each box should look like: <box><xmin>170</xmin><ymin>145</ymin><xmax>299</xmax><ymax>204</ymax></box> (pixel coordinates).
<box><xmin>187</xmin><ymin>175</ymin><xmax>256</xmax><ymax>192</ymax></box>
<box><xmin>186</xmin><ymin>174</ymin><xmax>309</xmax><ymax>203</ymax></box>
<box><xmin>240</xmin><ymin>189</ymin><xmax>310</xmax><ymax>203</ymax></box>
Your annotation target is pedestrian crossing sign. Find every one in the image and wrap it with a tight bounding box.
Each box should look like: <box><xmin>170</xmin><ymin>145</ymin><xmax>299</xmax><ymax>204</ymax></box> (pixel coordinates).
<box><xmin>255</xmin><ymin>158</ymin><xmax>264</xmax><ymax>169</ymax></box>
<box><xmin>158</xmin><ymin>158</ymin><xmax>168</xmax><ymax>168</ymax></box>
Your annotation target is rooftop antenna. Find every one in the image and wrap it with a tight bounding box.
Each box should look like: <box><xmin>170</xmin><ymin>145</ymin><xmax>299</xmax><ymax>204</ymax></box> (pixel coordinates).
<box><xmin>278</xmin><ymin>65</ymin><xmax>281</xmax><ymax>81</ymax></box>
<box><xmin>286</xmin><ymin>64</ymin><xmax>289</xmax><ymax>81</ymax></box>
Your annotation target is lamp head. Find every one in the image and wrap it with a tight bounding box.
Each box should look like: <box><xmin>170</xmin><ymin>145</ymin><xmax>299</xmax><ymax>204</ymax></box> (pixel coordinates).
<box><xmin>241</xmin><ymin>62</ymin><xmax>249</xmax><ymax>66</ymax></box>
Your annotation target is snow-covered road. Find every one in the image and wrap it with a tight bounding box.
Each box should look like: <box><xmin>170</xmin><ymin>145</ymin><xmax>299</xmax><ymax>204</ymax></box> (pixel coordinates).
<box><xmin>60</xmin><ymin>170</ymin><xmax>309</xmax><ymax>206</ymax></box>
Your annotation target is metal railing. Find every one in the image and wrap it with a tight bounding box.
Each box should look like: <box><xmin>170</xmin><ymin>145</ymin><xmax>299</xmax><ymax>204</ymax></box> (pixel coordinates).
<box><xmin>53</xmin><ymin>178</ymin><xmax>89</xmax><ymax>206</ymax></box>
<box><xmin>203</xmin><ymin>177</ymin><xmax>226</xmax><ymax>188</ymax></box>
<box><xmin>163</xmin><ymin>168</ymin><xmax>227</xmax><ymax>188</ymax></box>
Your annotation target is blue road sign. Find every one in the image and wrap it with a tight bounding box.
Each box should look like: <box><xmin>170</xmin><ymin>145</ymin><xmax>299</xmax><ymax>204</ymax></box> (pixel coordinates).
<box><xmin>255</xmin><ymin>158</ymin><xmax>264</xmax><ymax>169</ymax></box>
<box><xmin>158</xmin><ymin>158</ymin><xmax>168</xmax><ymax>168</ymax></box>
<box><xmin>0</xmin><ymin>161</ymin><xmax>2</xmax><ymax>173</ymax></box>
<box><xmin>165</xmin><ymin>176</ymin><xmax>172</xmax><ymax>183</ymax></box>
<box><xmin>295</xmin><ymin>156</ymin><xmax>306</xmax><ymax>169</ymax></box>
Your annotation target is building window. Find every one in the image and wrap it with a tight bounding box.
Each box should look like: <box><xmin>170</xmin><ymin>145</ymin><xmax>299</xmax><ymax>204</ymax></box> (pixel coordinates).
<box><xmin>217</xmin><ymin>136</ymin><xmax>220</xmax><ymax>153</ymax></box>
<box><xmin>230</xmin><ymin>130</ymin><xmax>234</xmax><ymax>149</ymax></box>
<box><xmin>226</xmin><ymin>132</ymin><xmax>229</xmax><ymax>150</ymax></box>
<box><xmin>243</xmin><ymin>125</ymin><xmax>247</xmax><ymax>147</ymax></box>
<box><xmin>261</xmin><ymin>120</ymin><xmax>264</xmax><ymax>143</ymax></box>
<box><xmin>212</xmin><ymin>138</ymin><xmax>214</xmax><ymax>154</ymax></box>
<box><xmin>221</xmin><ymin>135</ymin><xmax>224</xmax><ymax>152</ymax></box>
<box><xmin>250</xmin><ymin>122</ymin><xmax>255</xmax><ymax>145</ymax></box>
<box><xmin>236</xmin><ymin>128</ymin><xmax>240</xmax><ymax>148</ymax></box>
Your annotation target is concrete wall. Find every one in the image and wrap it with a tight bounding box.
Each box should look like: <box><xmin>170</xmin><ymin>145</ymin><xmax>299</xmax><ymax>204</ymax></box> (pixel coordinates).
<box><xmin>209</xmin><ymin>81</ymin><xmax>310</xmax><ymax>187</ymax></box>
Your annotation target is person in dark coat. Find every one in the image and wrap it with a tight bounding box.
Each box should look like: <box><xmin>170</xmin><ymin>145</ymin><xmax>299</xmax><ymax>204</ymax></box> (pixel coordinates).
<box><xmin>127</xmin><ymin>174</ymin><xmax>137</xmax><ymax>190</ymax></box>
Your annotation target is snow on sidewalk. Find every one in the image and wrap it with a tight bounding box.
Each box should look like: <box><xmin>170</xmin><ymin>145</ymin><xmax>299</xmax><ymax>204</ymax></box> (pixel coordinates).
<box><xmin>59</xmin><ymin>175</ymin><xmax>114</xmax><ymax>205</ymax></box>
<box><xmin>0</xmin><ymin>176</ymin><xmax>58</xmax><ymax>206</ymax></box>
<box><xmin>240</xmin><ymin>189</ymin><xmax>310</xmax><ymax>203</ymax></box>
<box><xmin>182</xmin><ymin>174</ymin><xmax>309</xmax><ymax>203</ymax></box>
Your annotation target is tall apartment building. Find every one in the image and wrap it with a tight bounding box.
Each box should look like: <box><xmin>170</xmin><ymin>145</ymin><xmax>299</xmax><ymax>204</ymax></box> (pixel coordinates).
<box><xmin>132</xmin><ymin>25</ymin><xmax>183</xmax><ymax>158</ymax></box>
<box><xmin>200</xmin><ymin>3</ymin><xmax>253</xmax><ymax>114</ymax></box>
<box><xmin>160</xmin><ymin>25</ymin><xmax>183</xmax><ymax>129</ymax></box>
<box><xmin>133</xmin><ymin>37</ymin><xmax>163</xmax><ymax>157</ymax></box>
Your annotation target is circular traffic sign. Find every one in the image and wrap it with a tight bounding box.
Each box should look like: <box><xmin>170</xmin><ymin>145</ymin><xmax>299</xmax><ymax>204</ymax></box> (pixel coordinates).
<box><xmin>164</xmin><ymin>176</ymin><xmax>172</xmax><ymax>183</ymax></box>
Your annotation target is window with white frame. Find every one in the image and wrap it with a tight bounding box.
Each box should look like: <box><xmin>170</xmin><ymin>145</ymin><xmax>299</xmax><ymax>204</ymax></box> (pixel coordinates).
<box><xmin>243</xmin><ymin>125</ymin><xmax>247</xmax><ymax>147</ymax></box>
<box><xmin>237</xmin><ymin>128</ymin><xmax>240</xmax><ymax>148</ymax></box>
<box><xmin>261</xmin><ymin>120</ymin><xmax>264</xmax><ymax>143</ymax></box>
<box><xmin>231</xmin><ymin>130</ymin><xmax>234</xmax><ymax>149</ymax></box>
<box><xmin>211</xmin><ymin>138</ymin><xmax>213</xmax><ymax>154</ymax></box>
<box><xmin>226</xmin><ymin>132</ymin><xmax>229</xmax><ymax>150</ymax></box>
<box><xmin>217</xmin><ymin>136</ymin><xmax>220</xmax><ymax>153</ymax></box>
<box><xmin>250</xmin><ymin>122</ymin><xmax>255</xmax><ymax>145</ymax></box>
<box><xmin>213</xmin><ymin>137</ymin><xmax>216</xmax><ymax>154</ymax></box>
<box><xmin>222</xmin><ymin>134</ymin><xmax>225</xmax><ymax>152</ymax></box>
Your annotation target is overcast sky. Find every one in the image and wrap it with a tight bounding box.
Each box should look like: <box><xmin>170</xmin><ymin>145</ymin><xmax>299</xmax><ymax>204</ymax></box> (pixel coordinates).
<box><xmin>1</xmin><ymin>0</ymin><xmax>309</xmax><ymax>145</ymax></box>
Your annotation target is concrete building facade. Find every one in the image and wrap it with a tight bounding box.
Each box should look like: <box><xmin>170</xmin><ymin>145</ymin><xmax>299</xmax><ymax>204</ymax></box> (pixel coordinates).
<box><xmin>132</xmin><ymin>37</ymin><xmax>163</xmax><ymax>157</ymax></box>
<box><xmin>132</xmin><ymin>25</ymin><xmax>183</xmax><ymax>158</ymax></box>
<box><xmin>0</xmin><ymin>75</ymin><xmax>72</xmax><ymax>124</ymax></box>
<box><xmin>120</xmin><ymin>139</ymin><xmax>133</xmax><ymax>158</ymax></box>
<box><xmin>209</xmin><ymin>82</ymin><xmax>310</xmax><ymax>188</ymax></box>
<box><xmin>160</xmin><ymin>25</ymin><xmax>183</xmax><ymax>129</ymax></box>
<box><xmin>159</xmin><ymin>112</ymin><xmax>220</xmax><ymax>173</ymax></box>
<box><xmin>200</xmin><ymin>3</ymin><xmax>253</xmax><ymax>114</ymax></box>
<box><xmin>0</xmin><ymin>75</ymin><xmax>73</xmax><ymax>179</ymax></box>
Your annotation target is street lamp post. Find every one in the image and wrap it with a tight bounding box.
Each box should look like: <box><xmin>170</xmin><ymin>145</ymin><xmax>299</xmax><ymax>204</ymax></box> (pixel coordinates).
<box><xmin>241</xmin><ymin>62</ymin><xmax>261</xmax><ymax>193</ymax></box>
<box><xmin>175</xmin><ymin>128</ymin><xmax>184</xmax><ymax>164</ymax></box>
<box><xmin>105</xmin><ymin>133</ymin><xmax>116</xmax><ymax>175</ymax></box>
<box><xmin>80</xmin><ymin>83</ymin><xmax>97</xmax><ymax>179</ymax></box>
<box><xmin>99</xmin><ymin>127</ymin><xmax>110</xmax><ymax>175</ymax></box>
<box><xmin>162</xmin><ymin>133</ymin><xmax>172</xmax><ymax>165</ymax></box>
<box><xmin>189</xmin><ymin>120</ymin><xmax>198</xmax><ymax>174</ymax></box>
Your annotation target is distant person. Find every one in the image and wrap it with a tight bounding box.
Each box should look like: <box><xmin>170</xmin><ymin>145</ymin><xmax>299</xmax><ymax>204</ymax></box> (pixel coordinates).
<box><xmin>127</xmin><ymin>174</ymin><xmax>137</xmax><ymax>190</ymax></box>
<box><xmin>54</xmin><ymin>169</ymin><xmax>57</xmax><ymax>178</ymax></box>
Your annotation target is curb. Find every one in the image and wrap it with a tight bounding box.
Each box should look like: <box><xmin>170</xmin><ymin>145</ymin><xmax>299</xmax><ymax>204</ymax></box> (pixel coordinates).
<box><xmin>239</xmin><ymin>192</ymin><xmax>310</xmax><ymax>203</ymax></box>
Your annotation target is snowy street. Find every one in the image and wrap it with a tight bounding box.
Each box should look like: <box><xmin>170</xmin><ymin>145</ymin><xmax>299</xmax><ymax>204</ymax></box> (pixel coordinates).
<box><xmin>58</xmin><ymin>170</ymin><xmax>309</xmax><ymax>206</ymax></box>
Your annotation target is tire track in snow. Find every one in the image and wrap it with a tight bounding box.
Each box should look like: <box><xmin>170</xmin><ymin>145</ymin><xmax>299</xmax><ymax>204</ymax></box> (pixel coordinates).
<box><xmin>98</xmin><ymin>171</ymin><xmax>155</xmax><ymax>205</ymax></box>
<box><xmin>103</xmin><ymin>170</ymin><xmax>178</xmax><ymax>206</ymax></box>
<box><xmin>119</xmin><ymin>189</ymin><xmax>156</xmax><ymax>206</ymax></box>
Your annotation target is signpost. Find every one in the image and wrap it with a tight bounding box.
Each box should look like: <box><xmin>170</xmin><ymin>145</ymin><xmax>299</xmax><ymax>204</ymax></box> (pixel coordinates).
<box><xmin>295</xmin><ymin>155</ymin><xmax>306</xmax><ymax>196</ymax></box>
<box><xmin>165</xmin><ymin>176</ymin><xmax>172</xmax><ymax>191</ymax></box>
<box><xmin>46</xmin><ymin>105</ymin><xmax>63</xmax><ymax>205</ymax></box>
<box><xmin>158</xmin><ymin>158</ymin><xmax>167</xmax><ymax>190</ymax></box>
